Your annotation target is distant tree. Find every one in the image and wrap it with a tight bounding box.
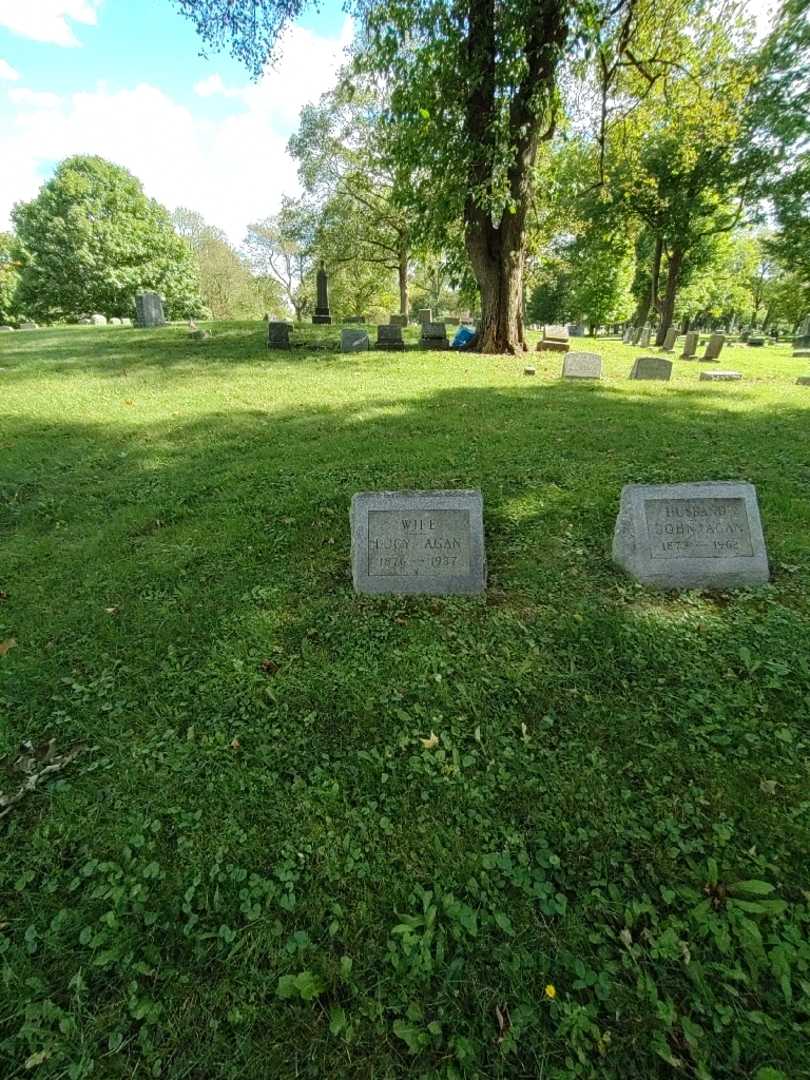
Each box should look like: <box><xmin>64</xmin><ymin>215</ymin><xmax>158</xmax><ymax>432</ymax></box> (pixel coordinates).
<box><xmin>172</xmin><ymin>207</ymin><xmax>285</xmax><ymax>318</ymax></box>
<box><xmin>289</xmin><ymin>73</ymin><xmax>413</xmax><ymax>316</ymax></box>
<box><xmin>12</xmin><ymin>156</ymin><xmax>204</xmax><ymax>321</ymax></box>
<box><xmin>0</xmin><ymin>232</ymin><xmax>21</xmax><ymax>323</ymax></box>
<box><xmin>244</xmin><ymin>198</ymin><xmax>316</xmax><ymax>322</ymax></box>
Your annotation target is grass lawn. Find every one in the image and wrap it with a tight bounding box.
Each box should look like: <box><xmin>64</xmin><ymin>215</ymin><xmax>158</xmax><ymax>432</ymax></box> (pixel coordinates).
<box><xmin>1</xmin><ymin>322</ymin><xmax>809</xmax><ymax>1079</ymax></box>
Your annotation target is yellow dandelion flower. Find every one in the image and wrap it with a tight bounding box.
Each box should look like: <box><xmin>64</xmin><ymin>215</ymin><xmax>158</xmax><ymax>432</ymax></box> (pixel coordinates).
<box><xmin>545</xmin><ymin>984</ymin><xmax>556</xmax><ymax>1000</ymax></box>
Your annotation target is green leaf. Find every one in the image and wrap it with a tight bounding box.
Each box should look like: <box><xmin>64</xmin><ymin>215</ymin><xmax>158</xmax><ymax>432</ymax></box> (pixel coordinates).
<box><xmin>393</xmin><ymin>1020</ymin><xmax>425</xmax><ymax>1053</ymax></box>
<box><xmin>729</xmin><ymin>880</ymin><xmax>775</xmax><ymax>897</ymax></box>
<box><xmin>329</xmin><ymin>1006</ymin><xmax>346</xmax><ymax>1036</ymax></box>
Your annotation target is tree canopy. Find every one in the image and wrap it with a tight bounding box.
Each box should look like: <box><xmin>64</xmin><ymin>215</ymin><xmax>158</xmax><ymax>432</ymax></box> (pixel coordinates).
<box><xmin>12</xmin><ymin>156</ymin><xmax>204</xmax><ymax>321</ymax></box>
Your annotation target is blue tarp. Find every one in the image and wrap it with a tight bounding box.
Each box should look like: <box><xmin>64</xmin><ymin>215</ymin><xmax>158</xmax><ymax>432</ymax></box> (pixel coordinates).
<box><xmin>450</xmin><ymin>326</ymin><xmax>476</xmax><ymax>349</ymax></box>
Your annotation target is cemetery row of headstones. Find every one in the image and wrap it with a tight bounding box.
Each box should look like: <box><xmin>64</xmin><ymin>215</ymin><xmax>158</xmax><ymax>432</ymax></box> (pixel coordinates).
<box><xmin>529</xmin><ymin>352</ymin><xmax>745</xmax><ymax>382</ymax></box>
<box><xmin>267</xmin><ymin>315</ymin><xmax>471</xmax><ymax>353</ymax></box>
<box><xmin>350</xmin><ymin>482</ymin><xmax>770</xmax><ymax>595</ymax></box>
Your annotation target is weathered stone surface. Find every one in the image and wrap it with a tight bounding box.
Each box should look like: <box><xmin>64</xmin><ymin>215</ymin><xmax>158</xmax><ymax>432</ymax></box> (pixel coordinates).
<box><xmin>417</xmin><ymin>308</ymin><xmax>432</xmax><ymax>325</ymax></box>
<box><xmin>351</xmin><ymin>490</ymin><xmax>486</xmax><ymax>595</ymax></box>
<box><xmin>622</xmin><ymin>329</ymin><xmax>632</xmax><ymax>343</ymax></box>
<box><xmin>20</xmin><ymin>322</ymin><xmax>37</xmax><ymax>330</ymax></box>
<box><xmin>109</xmin><ymin>317</ymin><xmax>122</xmax><ymax>325</ymax></box>
<box><xmin>524</xmin><ymin>366</ymin><xmax>536</xmax><ymax>376</ymax></box>
<box><xmin>562</xmin><ymin>352</ymin><xmax>602</xmax><ymax>379</ymax></box>
<box><xmin>748</xmin><ymin>336</ymin><xmax>765</xmax><ymax>346</ymax></box>
<box><xmin>341</xmin><ymin>329</ymin><xmax>370</xmax><ymax>353</ymax></box>
<box><xmin>377</xmin><ymin>324</ymin><xmax>405</xmax><ymax>351</ymax></box>
<box><xmin>91</xmin><ymin>314</ymin><xmax>107</xmax><ymax>325</ymax></box>
<box><xmin>612</xmin><ymin>481</ymin><xmax>769</xmax><ymax>590</ymax></box>
<box><xmin>344</xmin><ymin>315</ymin><xmax>366</xmax><ymax>324</ymax></box>
<box><xmin>700</xmin><ymin>370</ymin><xmax>741</xmax><ymax>381</ymax></box>
<box><xmin>537</xmin><ymin>339</ymin><xmax>569</xmax><ymax>353</ymax></box>
<box><xmin>389</xmin><ymin>314</ymin><xmax>407</xmax><ymax>327</ymax></box>
<box><xmin>420</xmin><ymin>322</ymin><xmax>449</xmax><ymax>350</ymax></box>
<box><xmin>445</xmin><ymin>317</ymin><xmax>460</xmax><ymax>326</ymax></box>
<box><xmin>796</xmin><ymin>376</ymin><xmax>810</xmax><ymax>386</ymax></box>
<box><xmin>682</xmin><ymin>331</ymin><xmax>699</xmax><ymax>359</ymax></box>
<box><xmin>640</xmin><ymin>328</ymin><xmax>651</xmax><ymax>347</ymax></box>
<box><xmin>0</xmin><ymin>325</ymin><xmax>13</xmax><ymax>332</ymax></box>
<box><xmin>544</xmin><ymin>324</ymin><xmax>569</xmax><ymax>342</ymax></box>
<box><xmin>793</xmin><ymin>349</ymin><xmax>810</xmax><ymax>358</ymax></box>
<box><xmin>120</xmin><ymin>318</ymin><xmax>132</xmax><ymax>326</ymax></box>
<box><xmin>267</xmin><ymin>322</ymin><xmax>292</xmax><ymax>349</ymax></box>
<box><xmin>662</xmin><ymin>327</ymin><xmax>678</xmax><ymax>351</ymax></box>
<box><xmin>631</xmin><ymin>327</ymin><xmax>643</xmax><ymax>345</ymax></box>
<box><xmin>313</xmin><ymin>263</ymin><xmax>332</xmax><ymax>324</ymax></box>
<box><xmin>135</xmin><ymin>292</ymin><xmax>165</xmax><ymax>328</ymax></box>
<box><xmin>702</xmin><ymin>332</ymin><xmax>725</xmax><ymax>360</ymax></box>
<box><xmin>629</xmin><ymin>356</ymin><xmax>672</xmax><ymax>381</ymax></box>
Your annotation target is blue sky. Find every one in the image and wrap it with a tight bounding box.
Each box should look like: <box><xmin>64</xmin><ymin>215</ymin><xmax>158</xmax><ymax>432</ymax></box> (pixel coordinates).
<box><xmin>0</xmin><ymin>0</ymin><xmax>352</xmax><ymax>242</ymax></box>
<box><xmin>0</xmin><ymin>0</ymin><xmax>776</xmax><ymax>245</ymax></box>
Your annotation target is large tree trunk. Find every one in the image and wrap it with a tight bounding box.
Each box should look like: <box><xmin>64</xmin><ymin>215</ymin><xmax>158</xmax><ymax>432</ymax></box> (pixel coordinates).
<box><xmin>398</xmin><ymin>249</ymin><xmax>408</xmax><ymax>317</ymax></box>
<box><xmin>463</xmin><ymin>0</ymin><xmax>567</xmax><ymax>353</ymax></box>
<box><xmin>465</xmin><ymin>209</ymin><xmax>526</xmax><ymax>353</ymax></box>
<box><xmin>633</xmin><ymin>235</ymin><xmax>663</xmax><ymax>328</ymax></box>
<box><xmin>656</xmin><ymin>245</ymin><xmax>684</xmax><ymax>345</ymax></box>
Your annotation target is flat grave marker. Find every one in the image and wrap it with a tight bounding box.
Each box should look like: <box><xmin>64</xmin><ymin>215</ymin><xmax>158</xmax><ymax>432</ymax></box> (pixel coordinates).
<box><xmin>562</xmin><ymin>352</ymin><xmax>602</xmax><ymax>379</ymax></box>
<box><xmin>351</xmin><ymin>490</ymin><xmax>486</xmax><ymax>595</ymax></box>
<box><xmin>341</xmin><ymin>329</ymin><xmax>370</xmax><ymax>353</ymax></box>
<box><xmin>700</xmin><ymin>370</ymin><xmax>742</xmax><ymax>381</ymax></box>
<box><xmin>612</xmin><ymin>481</ymin><xmax>769</xmax><ymax>590</ymax></box>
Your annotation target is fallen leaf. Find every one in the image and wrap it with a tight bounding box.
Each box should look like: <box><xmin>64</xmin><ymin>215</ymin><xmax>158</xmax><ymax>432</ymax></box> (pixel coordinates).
<box><xmin>420</xmin><ymin>731</ymin><xmax>439</xmax><ymax>750</ymax></box>
<box><xmin>759</xmin><ymin>778</ymin><xmax>777</xmax><ymax>795</ymax></box>
<box><xmin>260</xmin><ymin>658</ymin><xmax>279</xmax><ymax>675</ymax></box>
<box><xmin>0</xmin><ymin>638</ymin><xmax>16</xmax><ymax>656</ymax></box>
<box><xmin>104</xmin><ymin>607</ymin><xmax>119</xmax><ymax>615</ymax></box>
<box><xmin>495</xmin><ymin>1003</ymin><xmax>511</xmax><ymax>1042</ymax></box>
<box><xmin>619</xmin><ymin>928</ymin><xmax>632</xmax><ymax>948</ymax></box>
<box><xmin>230</xmin><ymin>738</ymin><xmax>241</xmax><ymax>751</ymax></box>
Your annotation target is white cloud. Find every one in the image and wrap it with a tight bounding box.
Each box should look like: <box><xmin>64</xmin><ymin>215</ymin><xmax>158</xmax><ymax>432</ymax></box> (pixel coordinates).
<box><xmin>0</xmin><ymin>0</ymin><xmax>102</xmax><ymax>47</ymax></box>
<box><xmin>193</xmin><ymin>74</ymin><xmax>228</xmax><ymax>99</ymax></box>
<box><xmin>0</xmin><ymin>58</ymin><xmax>20</xmax><ymax>80</ymax></box>
<box><xmin>9</xmin><ymin>88</ymin><xmax>63</xmax><ymax>108</ymax></box>
<box><xmin>0</xmin><ymin>19</ymin><xmax>352</xmax><ymax>244</ymax></box>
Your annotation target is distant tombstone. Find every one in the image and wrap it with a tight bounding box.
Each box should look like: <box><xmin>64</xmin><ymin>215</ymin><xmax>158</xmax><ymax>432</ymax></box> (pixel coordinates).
<box><xmin>341</xmin><ymin>329</ymin><xmax>370</xmax><ymax>353</ymax></box>
<box><xmin>109</xmin><ymin>317</ymin><xmax>122</xmax><ymax>326</ymax></box>
<box><xmin>631</xmin><ymin>327</ymin><xmax>643</xmax><ymax>345</ymax></box>
<box><xmin>748</xmin><ymin>336</ymin><xmax>765</xmax><ymax>346</ymax></box>
<box><xmin>536</xmin><ymin>339</ymin><xmax>569</xmax><ymax>354</ymax></box>
<box><xmin>662</xmin><ymin>327</ymin><xmax>678</xmax><ymax>351</ymax></box>
<box><xmin>120</xmin><ymin>318</ymin><xmax>132</xmax><ymax>327</ymax></box>
<box><xmin>629</xmin><ymin>356</ymin><xmax>672</xmax><ymax>381</ymax></box>
<box><xmin>267</xmin><ymin>321</ymin><xmax>292</xmax><ymax>350</ymax></box>
<box><xmin>20</xmin><ymin>322</ymin><xmax>37</xmax><ymax>330</ymax></box>
<box><xmin>612</xmin><ymin>481</ymin><xmax>769</xmax><ymax>590</ymax></box>
<box><xmin>0</xmin><ymin>325</ymin><xmax>13</xmax><ymax>332</ymax></box>
<box><xmin>793</xmin><ymin>349</ymin><xmax>810</xmax><ymax>358</ymax></box>
<box><xmin>389</xmin><ymin>314</ymin><xmax>407</xmax><ymax>327</ymax></box>
<box><xmin>622</xmin><ymin>329</ymin><xmax>632</xmax><ymax>344</ymax></box>
<box><xmin>135</xmin><ymin>292</ymin><xmax>165</xmax><ymax>328</ymax></box>
<box><xmin>682</xmin><ymin>331</ymin><xmax>699</xmax><ymax>359</ymax></box>
<box><xmin>796</xmin><ymin>376</ymin><xmax>810</xmax><ymax>386</ymax></box>
<box><xmin>544</xmin><ymin>324</ymin><xmax>569</xmax><ymax>342</ymax></box>
<box><xmin>562</xmin><ymin>352</ymin><xmax>602</xmax><ymax>379</ymax></box>
<box><xmin>702</xmin><ymin>333</ymin><xmax>725</xmax><ymax>361</ymax></box>
<box><xmin>91</xmin><ymin>314</ymin><xmax>107</xmax><ymax>326</ymax></box>
<box><xmin>420</xmin><ymin>322</ymin><xmax>449</xmax><ymax>350</ymax></box>
<box><xmin>417</xmin><ymin>308</ymin><xmax>432</xmax><ymax>326</ymax></box>
<box><xmin>350</xmin><ymin>490</ymin><xmax>486</xmax><ymax>595</ymax></box>
<box><xmin>640</xmin><ymin>327</ymin><xmax>651</xmax><ymax>347</ymax></box>
<box><xmin>445</xmin><ymin>317</ymin><xmax>460</xmax><ymax>326</ymax></box>
<box><xmin>344</xmin><ymin>315</ymin><xmax>366</xmax><ymax>324</ymax></box>
<box><xmin>700</xmin><ymin>371</ymin><xmax>741</xmax><ymax>381</ymax></box>
<box><xmin>377</xmin><ymin>324</ymin><xmax>405</xmax><ymax>351</ymax></box>
<box><xmin>313</xmin><ymin>263</ymin><xmax>332</xmax><ymax>324</ymax></box>
<box><xmin>568</xmin><ymin>323</ymin><xmax>585</xmax><ymax>337</ymax></box>
<box><xmin>524</xmin><ymin>366</ymin><xmax>536</xmax><ymax>376</ymax></box>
